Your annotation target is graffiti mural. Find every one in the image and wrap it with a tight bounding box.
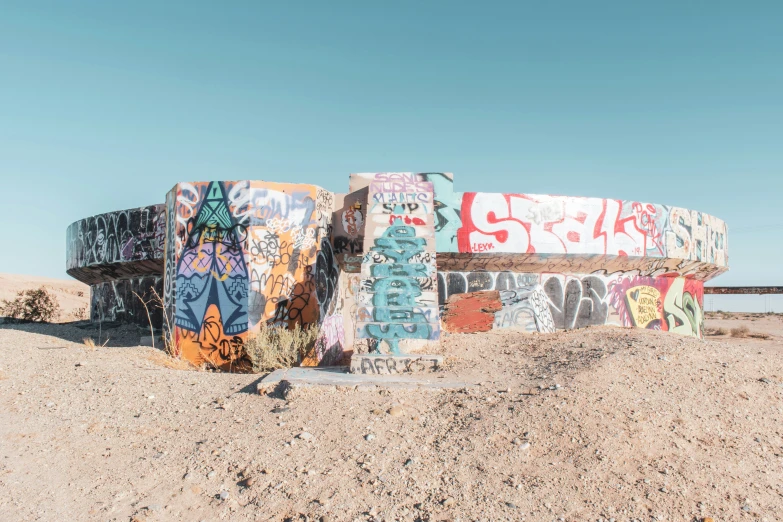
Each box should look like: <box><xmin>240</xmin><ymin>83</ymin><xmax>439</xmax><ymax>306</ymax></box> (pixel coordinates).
<box><xmin>91</xmin><ymin>275</ymin><xmax>163</xmax><ymax>328</ymax></box>
<box><xmin>356</xmin><ymin>174</ymin><xmax>440</xmax><ymax>354</ymax></box>
<box><xmin>543</xmin><ymin>275</ymin><xmax>609</xmax><ymax>330</ymax></box>
<box><xmin>332</xmin><ymin>190</ymin><xmax>367</xmax><ymax>255</ymax></box>
<box><xmin>68</xmin><ymin>172</ymin><xmax>727</xmax><ymax>371</ymax></box>
<box><xmin>233</xmin><ymin>181</ymin><xmax>323</xmax><ymax>329</ymax></box>
<box><xmin>173</xmin><ymin>181</ymin><xmax>250</xmax><ymax>370</ymax></box>
<box><xmin>608</xmin><ymin>274</ymin><xmax>703</xmax><ymax>338</ymax></box>
<box><xmin>66</xmin><ymin>204</ymin><xmax>166</xmax><ymax>284</ymax></box>
<box><xmin>456</xmin><ymin>193</ymin><xmax>728</xmax><ymax>268</ymax></box>
<box><xmin>440</xmin><ymin>270</ymin><xmax>704</xmax><ymax>338</ymax></box>
<box><xmin>438</xmin><ymin>271</ymin><xmax>555</xmax><ymax>333</ymax></box>
<box><xmin>495</xmin><ymin>286</ymin><xmax>556</xmax><ymax>333</ymax></box>
<box><xmin>162</xmin><ymin>179</ymin><xmax>341</xmax><ymax>370</ymax></box>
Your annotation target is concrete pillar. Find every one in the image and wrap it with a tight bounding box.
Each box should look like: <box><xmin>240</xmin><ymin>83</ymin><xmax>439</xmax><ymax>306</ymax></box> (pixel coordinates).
<box><xmin>354</xmin><ymin>173</ymin><xmax>441</xmax><ymax>354</ymax></box>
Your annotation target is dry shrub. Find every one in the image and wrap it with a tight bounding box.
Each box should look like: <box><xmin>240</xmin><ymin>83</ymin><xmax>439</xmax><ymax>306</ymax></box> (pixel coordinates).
<box><xmin>73</xmin><ymin>307</ymin><xmax>88</xmax><ymax>320</ymax></box>
<box><xmin>133</xmin><ymin>288</ymin><xmax>180</xmax><ymax>357</ymax></box>
<box><xmin>244</xmin><ymin>323</ymin><xmax>319</xmax><ymax>373</ymax></box>
<box><xmin>730</xmin><ymin>325</ymin><xmax>750</xmax><ymax>338</ymax></box>
<box><xmin>1</xmin><ymin>287</ymin><xmax>60</xmax><ymax>323</ymax></box>
<box><xmin>749</xmin><ymin>332</ymin><xmax>772</xmax><ymax>340</ymax></box>
<box><xmin>706</xmin><ymin>327</ymin><xmax>728</xmax><ymax>336</ymax></box>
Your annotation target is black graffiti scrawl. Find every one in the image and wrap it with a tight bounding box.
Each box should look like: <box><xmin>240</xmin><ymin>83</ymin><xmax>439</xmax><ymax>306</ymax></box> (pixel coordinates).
<box><xmin>543</xmin><ymin>275</ymin><xmax>609</xmax><ymax>330</ymax></box>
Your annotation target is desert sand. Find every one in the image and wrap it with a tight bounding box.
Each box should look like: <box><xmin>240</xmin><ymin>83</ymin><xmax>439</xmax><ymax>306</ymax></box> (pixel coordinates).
<box><xmin>1</xmin><ymin>275</ymin><xmax>782</xmax><ymax>521</ymax></box>
<box><xmin>0</xmin><ymin>273</ymin><xmax>89</xmax><ymax>322</ymax></box>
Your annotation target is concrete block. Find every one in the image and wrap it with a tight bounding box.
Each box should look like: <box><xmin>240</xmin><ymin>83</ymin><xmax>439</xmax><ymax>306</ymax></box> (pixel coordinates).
<box><xmin>350</xmin><ymin>353</ymin><xmax>443</xmax><ymax>375</ymax></box>
<box><xmin>256</xmin><ymin>366</ymin><xmax>472</xmax><ymax>395</ymax></box>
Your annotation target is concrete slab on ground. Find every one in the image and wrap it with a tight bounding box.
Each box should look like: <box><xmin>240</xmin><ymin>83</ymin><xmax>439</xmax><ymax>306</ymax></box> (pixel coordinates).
<box><xmin>257</xmin><ymin>366</ymin><xmax>473</xmax><ymax>395</ymax></box>
<box><xmin>350</xmin><ymin>353</ymin><xmax>443</xmax><ymax>374</ymax></box>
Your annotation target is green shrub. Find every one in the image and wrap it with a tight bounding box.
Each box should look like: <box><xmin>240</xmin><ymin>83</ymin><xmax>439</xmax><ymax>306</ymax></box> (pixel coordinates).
<box><xmin>1</xmin><ymin>287</ymin><xmax>60</xmax><ymax>323</ymax></box>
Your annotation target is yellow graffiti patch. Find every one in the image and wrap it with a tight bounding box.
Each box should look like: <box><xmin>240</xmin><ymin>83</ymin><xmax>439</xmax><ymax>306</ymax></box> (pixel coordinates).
<box><xmin>625</xmin><ymin>285</ymin><xmax>661</xmax><ymax>328</ymax></box>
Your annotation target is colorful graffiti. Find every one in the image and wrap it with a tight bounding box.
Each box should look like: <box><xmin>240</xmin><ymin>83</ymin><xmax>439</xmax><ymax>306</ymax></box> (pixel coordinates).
<box><xmin>162</xmin><ymin>180</ymin><xmax>341</xmax><ymax>370</ymax></box>
<box><xmin>173</xmin><ymin>181</ymin><xmax>250</xmax><ymax>370</ymax></box>
<box><xmin>440</xmin><ymin>270</ymin><xmax>705</xmax><ymax>338</ymax></box>
<box><xmin>608</xmin><ymin>274</ymin><xmax>703</xmax><ymax>338</ymax></box>
<box><xmin>66</xmin><ymin>204</ymin><xmax>166</xmax><ymax>284</ymax></box>
<box><xmin>68</xmin><ymin>172</ymin><xmax>727</xmax><ymax>370</ymax></box>
<box><xmin>444</xmin><ymin>193</ymin><xmax>728</xmax><ymax>268</ymax></box>
<box><xmin>65</xmin><ymin>205</ymin><xmax>167</xmax><ymax>331</ymax></box>
<box><xmin>333</xmin><ymin>192</ymin><xmax>366</xmax><ymax>255</ymax></box>
<box><xmin>356</xmin><ymin>174</ymin><xmax>440</xmax><ymax>354</ymax></box>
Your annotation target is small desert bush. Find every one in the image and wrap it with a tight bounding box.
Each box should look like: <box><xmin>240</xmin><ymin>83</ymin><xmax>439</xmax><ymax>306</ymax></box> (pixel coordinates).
<box><xmin>245</xmin><ymin>323</ymin><xmax>318</xmax><ymax>373</ymax></box>
<box><xmin>730</xmin><ymin>325</ymin><xmax>750</xmax><ymax>338</ymax></box>
<box><xmin>706</xmin><ymin>327</ymin><xmax>728</xmax><ymax>336</ymax></box>
<box><xmin>749</xmin><ymin>332</ymin><xmax>772</xmax><ymax>340</ymax></box>
<box><xmin>1</xmin><ymin>287</ymin><xmax>60</xmax><ymax>323</ymax></box>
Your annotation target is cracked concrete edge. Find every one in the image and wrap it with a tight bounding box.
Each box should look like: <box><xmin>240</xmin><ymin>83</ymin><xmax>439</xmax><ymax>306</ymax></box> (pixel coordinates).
<box><xmin>256</xmin><ymin>367</ymin><xmax>475</xmax><ymax>395</ymax></box>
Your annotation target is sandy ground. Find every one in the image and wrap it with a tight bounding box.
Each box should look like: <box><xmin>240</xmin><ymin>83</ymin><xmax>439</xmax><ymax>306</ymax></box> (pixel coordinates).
<box><xmin>1</xmin><ymin>307</ymin><xmax>783</xmax><ymax>522</ymax></box>
<box><xmin>0</xmin><ymin>273</ymin><xmax>89</xmax><ymax>322</ymax></box>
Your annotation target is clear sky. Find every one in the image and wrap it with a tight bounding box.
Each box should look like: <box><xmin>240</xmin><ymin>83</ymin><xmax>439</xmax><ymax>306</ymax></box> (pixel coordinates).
<box><xmin>1</xmin><ymin>1</ymin><xmax>781</xmax><ymax>310</ymax></box>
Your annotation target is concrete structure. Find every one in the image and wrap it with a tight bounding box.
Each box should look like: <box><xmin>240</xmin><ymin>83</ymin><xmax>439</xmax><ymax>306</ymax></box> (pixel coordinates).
<box><xmin>256</xmin><ymin>366</ymin><xmax>474</xmax><ymax>396</ymax></box>
<box><xmin>66</xmin><ymin>173</ymin><xmax>729</xmax><ymax>371</ymax></box>
<box><xmin>66</xmin><ymin>204</ymin><xmax>165</xmax><ymax>327</ymax></box>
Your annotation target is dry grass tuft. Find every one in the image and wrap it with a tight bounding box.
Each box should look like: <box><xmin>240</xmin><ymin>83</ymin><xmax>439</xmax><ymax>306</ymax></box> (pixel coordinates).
<box><xmin>133</xmin><ymin>288</ymin><xmax>181</xmax><ymax>358</ymax></box>
<box><xmin>706</xmin><ymin>327</ymin><xmax>728</xmax><ymax>336</ymax></box>
<box><xmin>749</xmin><ymin>332</ymin><xmax>772</xmax><ymax>340</ymax></box>
<box><xmin>244</xmin><ymin>323</ymin><xmax>319</xmax><ymax>373</ymax></box>
<box><xmin>730</xmin><ymin>325</ymin><xmax>750</xmax><ymax>338</ymax></box>
<box><xmin>82</xmin><ymin>337</ymin><xmax>109</xmax><ymax>349</ymax></box>
<box><xmin>144</xmin><ymin>351</ymin><xmax>200</xmax><ymax>371</ymax></box>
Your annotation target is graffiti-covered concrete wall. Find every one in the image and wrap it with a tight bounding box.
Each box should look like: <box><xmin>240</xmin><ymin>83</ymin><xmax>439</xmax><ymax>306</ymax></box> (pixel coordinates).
<box><xmin>67</xmin><ymin>172</ymin><xmax>728</xmax><ymax>370</ymax></box>
<box><xmin>66</xmin><ymin>205</ymin><xmax>166</xmax><ymax>328</ymax></box>
<box><xmin>161</xmin><ymin>181</ymin><xmax>339</xmax><ymax>370</ymax></box>
<box><xmin>355</xmin><ymin>173</ymin><xmax>441</xmax><ymax>354</ymax></box>
<box><xmin>438</xmin><ymin>271</ymin><xmax>704</xmax><ymax>338</ymax></box>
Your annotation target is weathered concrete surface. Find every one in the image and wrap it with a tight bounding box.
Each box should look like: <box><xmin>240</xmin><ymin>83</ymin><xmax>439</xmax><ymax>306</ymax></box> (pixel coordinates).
<box><xmin>90</xmin><ymin>275</ymin><xmax>163</xmax><ymax>329</ymax></box>
<box><xmin>349</xmin><ymin>353</ymin><xmax>443</xmax><ymax>375</ymax></box>
<box><xmin>257</xmin><ymin>366</ymin><xmax>472</xmax><ymax>395</ymax></box>
<box><xmin>66</xmin><ymin>204</ymin><xmax>166</xmax><ymax>285</ymax></box>
<box><xmin>441</xmin><ymin>290</ymin><xmax>502</xmax><ymax>333</ymax></box>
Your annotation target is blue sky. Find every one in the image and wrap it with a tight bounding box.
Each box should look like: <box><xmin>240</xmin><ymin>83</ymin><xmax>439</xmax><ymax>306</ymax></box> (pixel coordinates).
<box><xmin>1</xmin><ymin>1</ymin><xmax>781</xmax><ymax>310</ymax></box>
